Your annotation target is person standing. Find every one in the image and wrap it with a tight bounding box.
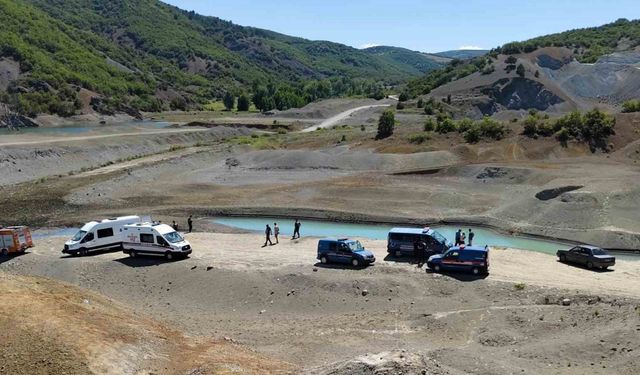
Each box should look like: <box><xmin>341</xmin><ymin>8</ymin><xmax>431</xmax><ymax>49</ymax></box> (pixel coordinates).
<box><xmin>263</xmin><ymin>224</ymin><xmax>274</xmax><ymax>247</ymax></box>
<box><xmin>468</xmin><ymin>229</ymin><xmax>475</xmax><ymax>246</ymax></box>
<box><xmin>172</xmin><ymin>221</ymin><xmax>179</xmax><ymax>231</ymax></box>
<box><xmin>455</xmin><ymin>229</ymin><xmax>462</xmax><ymax>246</ymax></box>
<box><xmin>292</xmin><ymin>219</ymin><xmax>301</xmax><ymax>239</ymax></box>
<box><xmin>187</xmin><ymin>215</ymin><xmax>193</xmax><ymax>233</ymax></box>
<box><xmin>460</xmin><ymin>231</ymin><xmax>466</xmax><ymax>247</ymax></box>
<box><xmin>414</xmin><ymin>237</ymin><xmax>427</xmax><ymax>267</ymax></box>
<box><xmin>274</xmin><ymin>222</ymin><xmax>280</xmax><ymax>244</ymax></box>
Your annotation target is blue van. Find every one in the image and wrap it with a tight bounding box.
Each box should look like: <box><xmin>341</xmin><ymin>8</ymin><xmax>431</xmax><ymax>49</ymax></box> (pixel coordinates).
<box><xmin>387</xmin><ymin>227</ymin><xmax>452</xmax><ymax>258</ymax></box>
<box><xmin>317</xmin><ymin>238</ymin><xmax>375</xmax><ymax>267</ymax></box>
<box><xmin>427</xmin><ymin>246</ymin><xmax>489</xmax><ymax>275</ymax></box>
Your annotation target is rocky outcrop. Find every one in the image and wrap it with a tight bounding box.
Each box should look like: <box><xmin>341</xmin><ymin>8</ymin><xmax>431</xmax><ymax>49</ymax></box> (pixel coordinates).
<box><xmin>0</xmin><ymin>104</ymin><xmax>39</xmax><ymax>128</ymax></box>
<box><xmin>480</xmin><ymin>78</ymin><xmax>565</xmax><ymax>113</ymax></box>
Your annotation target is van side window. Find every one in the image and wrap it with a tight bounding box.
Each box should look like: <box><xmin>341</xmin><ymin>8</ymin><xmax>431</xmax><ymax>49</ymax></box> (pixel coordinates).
<box><xmin>97</xmin><ymin>228</ymin><xmax>114</xmax><ymax>239</ymax></box>
<box><xmin>157</xmin><ymin>236</ymin><xmax>168</xmax><ymax>246</ymax></box>
<box><xmin>329</xmin><ymin>242</ymin><xmax>337</xmax><ymax>251</ymax></box>
<box><xmin>140</xmin><ymin>233</ymin><xmax>154</xmax><ymax>244</ymax></box>
<box><xmin>82</xmin><ymin>232</ymin><xmax>94</xmax><ymax>243</ymax></box>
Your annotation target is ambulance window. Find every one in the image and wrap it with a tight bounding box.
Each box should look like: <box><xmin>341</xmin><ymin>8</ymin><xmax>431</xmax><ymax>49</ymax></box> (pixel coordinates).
<box><xmin>97</xmin><ymin>228</ymin><xmax>114</xmax><ymax>238</ymax></box>
<box><xmin>157</xmin><ymin>236</ymin><xmax>168</xmax><ymax>246</ymax></box>
<box><xmin>140</xmin><ymin>233</ymin><xmax>154</xmax><ymax>243</ymax></box>
<box><xmin>82</xmin><ymin>232</ymin><xmax>94</xmax><ymax>243</ymax></box>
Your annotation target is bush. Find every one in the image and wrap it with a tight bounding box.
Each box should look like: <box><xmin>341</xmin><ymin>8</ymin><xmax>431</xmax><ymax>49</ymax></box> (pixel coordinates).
<box><xmin>505</xmin><ymin>56</ymin><xmax>518</xmax><ymax>64</ymax></box>
<box><xmin>398</xmin><ymin>92</ymin><xmax>409</xmax><ymax>102</ymax></box>
<box><xmin>481</xmin><ymin>65</ymin><xmax>495</xmax><ymax>75</ymax></box>
<box><xmin>408</xmin><ymin>133</ymin><xmax>430</xmax><ymax>144</ymax></box>
<box><xmin>622</xmin><ymin>99</ymin><xmax>640</xmax><ymax>113</ymax></box>
<box><xmin>555</xmin><ymin>127</ymin><xmax>570</xmax><ymax>146</ymax></box>
<box><xmin>528</xmin><ymin>109</ymin><xmax>616</xmax><ymax>151</ymax></box>
<box><xmin>516</xmin><ymin>64</ymin><xmax>526</xmax><ymax>77</ymax></box>
<box><xmin>463</xmin><ymin>126</ymin><xmax>481</xmax><ymax>143</ymax></box>
<box><xmin>436</xmin><ymin>117</ymin><xmax>456</xmax><ymax>134</ymax></box>
<box><xmin>417</xmin><ymin>98</ymin><xmax>424</xmax><ymax>108</ymax></box>
<box><xmin>396</xmin><ymin>102</ymin><xmax>405</xmax><ymax>110</ymax></box>
<box><xmin>456</xmin><ymin>118</ymin><xmax>474</xmax><ymax>133</ymax></box>
<box><xmin>424</xmin><ymin>99</ymin><xmax>436</xmax><ymax>115</ymax></box>
<box><xmin>376</xmin><ymin>109</ymin><xmax>395</xmax><ymax>139</ymax></box>
<box><xmin>522</xmin><ymin>115</ymin><xmax>539</xmax><ymax>137</ymax></box>
<box><xmin>424</xmin><ymin>118</ymin><xmax>436</xmax><ymax>132</ymax></box>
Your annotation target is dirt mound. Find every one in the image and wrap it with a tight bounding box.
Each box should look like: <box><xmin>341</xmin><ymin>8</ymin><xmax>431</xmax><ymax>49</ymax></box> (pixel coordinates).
<box><xmin>305</xmin><ymin>351</ymin><xmax>461</xmax><ymax>375</ymax></box>
<box><xmin>0</xmin><ymin>272</ymin><xmax>290</xmax><ymax>375</ymax></box>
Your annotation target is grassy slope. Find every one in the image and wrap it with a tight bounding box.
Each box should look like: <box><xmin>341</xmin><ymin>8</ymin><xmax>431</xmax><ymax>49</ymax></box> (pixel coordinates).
<box><xmin>362</xmin><ymin>46</ymin><xmax>448</xmax><ymax>75</ymax></box>
<box><xmin>0</xmin><ymin>0</ymin><xmax>429</xmax><ymax>115</ymax></box>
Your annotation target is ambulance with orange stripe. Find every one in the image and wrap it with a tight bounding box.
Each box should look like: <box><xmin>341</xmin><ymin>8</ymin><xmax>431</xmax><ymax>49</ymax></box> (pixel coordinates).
<box><xmin>427</xmin><ymin>245</ymin><xmax>490</xmax><ymax>275</ymax></box>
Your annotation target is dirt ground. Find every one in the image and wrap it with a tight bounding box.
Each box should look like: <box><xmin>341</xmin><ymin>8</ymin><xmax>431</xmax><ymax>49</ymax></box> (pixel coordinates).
<box><xmin>2</xmin><ymin>233</ymin><xmax>640</xmax><ymax>374</ymax></box>
<box><xmin>2</xmin><ymin>99</ymin><xmax>640</xmax><ymax>374</ymax></box>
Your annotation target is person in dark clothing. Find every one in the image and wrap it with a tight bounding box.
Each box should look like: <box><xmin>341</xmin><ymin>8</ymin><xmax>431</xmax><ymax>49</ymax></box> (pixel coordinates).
<box><xmin>172</xmin><ymin>221</ymin><xmax>179</xmax><ymax>231</ymax></box>
<box><xmin>414</xmin><ymin>238</ymin><xmax>427</xmax><ymax>267</ymax></box>
<box><xmin>468</xmin><ymin>229</ymin><xmax>475</xmax><ymax>246</ymax></box>
<box><xmin>455</xmin><ymin>229</ymin><xmax>462</xmax><ymax>246</ymax></box>
<box><xmin>292</xmin><ymin>219</ymin><xmax>301</xmax><ymax>239</ymax></box>
<box><xmin>187</xmin><ymin>215</ymin><xmax>193</xmax><ymax>233</ymax></box>
<box><xmin>263</xmin><ymin>224</ymin><xmax>274</xmax><ymax>247</ymax></box>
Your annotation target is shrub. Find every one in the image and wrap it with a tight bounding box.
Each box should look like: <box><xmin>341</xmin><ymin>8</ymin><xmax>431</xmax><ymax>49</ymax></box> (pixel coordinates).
<box><xmin>516</xmin><ymin>64</ymin><xmax>526</xmax><ymax>77</ymax></box>
<box><xmin>396</xmin><ymin>102</ymin><xmax>405</xmax><ymax>110</ymax></box>
<box><xmin>408</xmin><ymin>133</ymin><xmax>430</xmax><ymax>144</ymax></box>
<box><xmin>436</xmin><ymin>117</ymin><xmax>457</xmax><ymax>134</ymax></box>
<box><xmin>622</xmin><ymin>99</ymin><xmax>640</xmax><ymax>113</ymax></box>
<box><xmin>556</xmin><ymin>127</ymin><xmax>570</xmax><ymax>146</ymax></box>
<box><xmin>481</xmin><ymin>65</ymin><xmax>495</xmax><ymax>75</ymax></box>
<box><xmin>505</xmin><ymin>56</ymin><xmax>518</xmax><ymax>64</ymax></box>
<box><xmin>478</xmin><ymin>116</ymin><xmax>507</xmax><ymax>140</ymax></box>
<box><xmin>424</xmin><ymin>118</ymin><xmax>436</xmax><ymax>132</ymax></box>
<box><xmin>360</xmin><ymin>124</ymin><xmax>366</xmax><ymax>131</ymax></box>
<box><xmin>376</xmin><ymin>109</ymin><xmax>395</xmax><ymax>139</ymax></box>
<box><xmin>456</xmin><ymin>118</ymin><xmax>474</xmax><ymax>133</ymax></box>
<box><xmin>417</xmin><ymin>98</ymin><xmax>424</xmax><ymax>108</ymax></box>
<box><xmin>398</xmin><ymin>92</ymin><xmax>409</xmax><ymax>102</ymax></box>
<box><xmin>522</xmin><ymin>115</ymin><xmax>539</xmax><ymax>137</ymax></box>
<box><xmin>237</xmin><ymin>94</ymin><xmax>250</xmax><ymax>111</ymax></box>
<box><xmin>514</xmin><ymin>283</ymin><xmax>526</xmax><ymax>290</ymax></box>
<box><xmin>463</xmin><ymin>126</ymin><xmax>481</xmax><ymax>143</ymax></box>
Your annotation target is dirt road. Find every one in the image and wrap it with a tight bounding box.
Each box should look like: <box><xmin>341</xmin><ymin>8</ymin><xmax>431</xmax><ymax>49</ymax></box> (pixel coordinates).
<box><xmin>301</xmin><ymin>104</ymin><xmax>390</xmax><ymax>132</ymax></box>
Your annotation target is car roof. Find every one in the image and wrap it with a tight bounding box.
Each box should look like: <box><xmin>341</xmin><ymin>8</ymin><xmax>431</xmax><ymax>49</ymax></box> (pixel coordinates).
<box><xmin>577</xmin><ymin>245</ymin><xmax>603</xmax><ymax>250</ymax></box>
<box><xmin>389</xmin><ymin>227</ymin><xmax>435</xmax><ymax>235</ymax></box>
<box><xmin>448</xmin><ymin>246</ymin><xmax>488</xmax><ymax>252</ymax></box>
<box><xmin>320</xmin><ymin>238</ymin><xmax>351</xmax><ymax>242</ymax></box>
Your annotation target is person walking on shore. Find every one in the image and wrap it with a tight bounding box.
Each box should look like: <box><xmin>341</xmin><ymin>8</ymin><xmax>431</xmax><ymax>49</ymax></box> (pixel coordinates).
<box><xmin>468</xmin><ymin>228</ymin><xmax>475</xmax><ymax>246</ymax></box>
<box><xmin>292</xmin><ymin>219</ymin><xmax>301</xmax><ymax>239</ymax></box>
<box><xmin>274</xmin><ymin>222</ymin><xmax>280</xmax><ymax>244</ymax></box>
<box><xmin>187</xmin><ymin>215</ymin><xmax>193</xmax><ymax>233</ymax></box>
<box><xmin>263</xmin><ymin>224</ymin><xmax>274</xmax><ymax>247</ymax></box>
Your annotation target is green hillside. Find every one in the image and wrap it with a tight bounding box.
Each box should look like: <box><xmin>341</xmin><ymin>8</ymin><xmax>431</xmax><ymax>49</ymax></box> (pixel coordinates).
<box><xmin>434</xmin><ymin>50</ymin><xmax>489</xmax><ymax>60</ymax></box>
<box><xmin>362</xmin><ymin>46</ymin><xmax>448</xmax><ymax>75</ymax></box>
<box><xmin>0</xmin><ymin>0</ymin><xmax>427</xmax><ymax>116</ymax></box>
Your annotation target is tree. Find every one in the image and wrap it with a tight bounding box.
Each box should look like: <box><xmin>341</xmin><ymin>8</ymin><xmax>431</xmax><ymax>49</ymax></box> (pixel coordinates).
<box><xmin>376</xmin><ymin>110</ymin><xmax>395</xmax><ymax>139</ymax></box>
<box><xmin>237</xmin><ymin>94</ymin><xmax>250</xmax><ymax>111</ymax></box>
<box><xmin>223</xmin><ymin>92</ymin><xmax>235</xmax><ymax>111</ymax></box>
<box><xmin>417</xmin><ymin>98</ymin><xmax>424</xmax><ymax>108</ymax></box>
<box><xmin>398</xmin><ymin>92</ymin><xmax>409</xmax><ymax>102</ymax></box>
<box><xmin>516</xmin><ymin>64</ymin><xmax>526</xmax><ymax>78</ymax></box>
<box><xmin>505</xmin><ymin>56</ymin><xmax>517</xmax><ymax>64</ymax></box>
<box><xmin>424</xmin><ymin>118</ymin><xmax>435</xmax><ymax>132</ymax></box>
<box><xmin>252</xmin><ymin>87</ymin><xmax>274</xmax><ymax>112</ymax></box>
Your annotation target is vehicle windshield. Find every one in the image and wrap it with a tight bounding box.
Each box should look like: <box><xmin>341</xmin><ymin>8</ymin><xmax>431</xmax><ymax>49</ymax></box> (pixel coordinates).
<box><xmin>164</xmin><ymin>231</ymin><xmax>184</xmax><ymax>243</ymax></box>
<box><xmin>591</xmin><ymin>248</ymin><xmax>608</xmax><ymax>255</ymax></box>
<box><xmin>71</xmin><ymin>230</ymin><xmax>87</xmax><ymax>242</ymax></box>
<box><xmin>347</xmin><ymin>241</ymin><xmax>364</xmax><ymax>251</ymax></box>
<box><xmin>431</xmin><ymin>230</ymin><xmax>447</xmax><ymax>244</ymax></box>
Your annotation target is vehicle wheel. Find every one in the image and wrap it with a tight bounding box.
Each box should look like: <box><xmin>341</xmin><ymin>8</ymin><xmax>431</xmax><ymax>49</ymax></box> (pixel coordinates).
<box><xmin>472</xmin><ymin>267</ymin><xmax>480</xmax><ymax>276</ymax></box>
<box><xmin>351</xmin><ymin>258</ymin><xmax>360</xmax><ymax>267</ymax></box>
<box><xmin>587</xmin><ymin>262</ymin><xmax>594</xmax><ymax>270</ymax></box>
<box><xmin>1</xmin><ymin>249</ymin><xmax>8</xmax><ymax>257</ymax></box>
<box><xmin>320</xmin><ymin>256</ymin><xmax>328</xmax><ymax>264</ymax></box>
<box><xmin>559</xmin><ymin>254</ymin><xmax>566</xmax><ymax>263</ymax></box>
<box><xmin>434</xmin><ymin>264</ymin><xmax>441</xmax><ymax>272</ymax></box>
<box><xmin>395</xmin><ymin>250</ymin><xmax>402</xmax><ymax>258</ymax></box>
<box><xmin>165</xmin><ymin>251</ymin><xmax>173</xmax><ymax>260</ymax></box>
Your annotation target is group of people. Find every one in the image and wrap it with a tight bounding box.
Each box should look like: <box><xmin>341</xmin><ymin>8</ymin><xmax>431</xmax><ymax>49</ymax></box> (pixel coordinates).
<box><xmin>263</xmin><ymin>219</ymin><xmax>301</xmax><ymax>247</ymax></box>
<box><xmin>171</xmin><ymin>215</ymin><xmax>193</xmax><ymax>233</ymax></box>
<box><xmin>455</xmin><ymin>228</ymin><xmax>475</xmax><ymax>246</ymax></box>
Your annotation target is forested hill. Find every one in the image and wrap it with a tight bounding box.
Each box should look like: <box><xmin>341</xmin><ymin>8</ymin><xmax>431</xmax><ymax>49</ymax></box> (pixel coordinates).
<box><xmin>0</xmin><ymin>0</ymin><xmax>436</xmax><ymax>117</ymax></box>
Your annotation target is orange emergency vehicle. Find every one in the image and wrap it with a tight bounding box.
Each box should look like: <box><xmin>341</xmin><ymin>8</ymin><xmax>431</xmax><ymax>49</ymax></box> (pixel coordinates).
<box><xmin>0</xmin><ymin>226</ymin><xmax>34</xmax><ymax>256</ymax></box>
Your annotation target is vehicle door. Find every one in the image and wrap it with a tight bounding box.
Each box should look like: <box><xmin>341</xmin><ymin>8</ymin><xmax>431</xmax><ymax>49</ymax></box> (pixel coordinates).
<box><xmin>156</xmin><ymin>235</ymin><xmax>170</xmax><ymax>249</ymax></box>
<box><xmin>327</xmin><ymin>242</ymin><xmax>340</xmax><ymax>263</ymax></box>
<box><xmin>81</xmin><ymin>232</ymin><xmax>95</xmax><ymax>249</ymax></box>
<box><xmin>441</xmin><ymin>250</ymin><xmax>461</xmax><ymax>271</ymax></box>
<box><xmin>567</xmin><ymin>247</ymin><xmax>582</xmax><ymax>263</ymax></box>
<box><xmin>337</xmin><ymin>243</ymin><xmax>353</xmax><ymax>264</ymax></box>
<box><xmin>579</xmin><ymin>247</ymin><xmax>593</xmax><ymax>265</ymax></box>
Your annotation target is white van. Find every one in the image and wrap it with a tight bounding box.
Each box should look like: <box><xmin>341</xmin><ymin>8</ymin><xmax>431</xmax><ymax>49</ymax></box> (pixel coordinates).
<box><xmin>121</xmin><ymin>222</ymin><xmax>192</xmax><ymax>260</ymax></box>
<box><xmin>63</xmin><ymin>216</ymin><xmax>141</xmax><ymax>256</ymax></box>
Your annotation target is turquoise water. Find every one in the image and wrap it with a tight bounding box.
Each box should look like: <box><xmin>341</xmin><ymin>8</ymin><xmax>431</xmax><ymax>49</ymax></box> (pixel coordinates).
<box><xmin>212</xmin><ymin>217</ymin><xmax>573</xmax><ymax>255</ymax></box>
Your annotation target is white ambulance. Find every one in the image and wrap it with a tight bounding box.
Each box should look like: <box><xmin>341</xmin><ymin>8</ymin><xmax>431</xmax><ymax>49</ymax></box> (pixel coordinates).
<box><xmin>63</xmin><ymin>216</ymin><xmax>141</xmax><ymax>256</ymax></box>
<box><xmin>121</xmin><ymin>222</ymin><xmax>192</xmax><ymax>260</ymax></box>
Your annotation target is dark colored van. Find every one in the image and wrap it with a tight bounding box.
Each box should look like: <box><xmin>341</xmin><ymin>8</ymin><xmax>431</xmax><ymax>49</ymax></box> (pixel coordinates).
<box><xmin>427</xmin><ymin>246</ymin><xmax>489</xmax><ymax>275</ymax></box>
<box><xmin>317</xmin><ymin>238</ymin><xmax>375</xmax><ymax>267</ymax></box>
<box><xmin>387</xmin><ymin>227</ymin><xmax>452</xmax><ymax>258</ymax></box>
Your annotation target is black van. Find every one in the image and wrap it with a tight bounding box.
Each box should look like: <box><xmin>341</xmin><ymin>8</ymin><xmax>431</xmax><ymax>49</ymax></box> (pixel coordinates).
<box><xmin>387</xmin><ymin>227</ymin><xmax>452</xmax><ymax>257</ymax></box>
